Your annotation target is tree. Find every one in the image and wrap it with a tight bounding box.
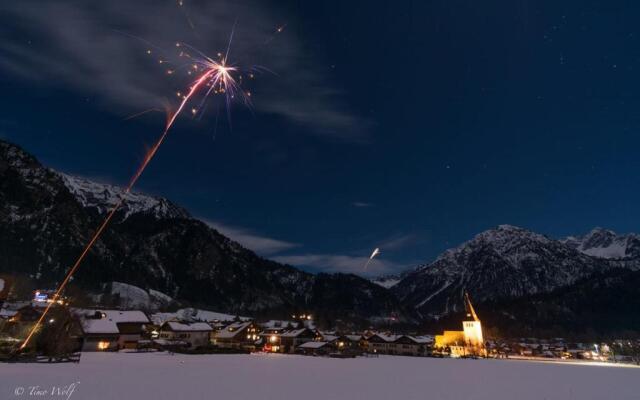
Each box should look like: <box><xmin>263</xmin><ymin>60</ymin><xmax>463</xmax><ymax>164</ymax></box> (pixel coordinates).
<box><xmin>35</xmin><ymin>307</ymin><xmax>81</xmax><ymax>361</ymax></box>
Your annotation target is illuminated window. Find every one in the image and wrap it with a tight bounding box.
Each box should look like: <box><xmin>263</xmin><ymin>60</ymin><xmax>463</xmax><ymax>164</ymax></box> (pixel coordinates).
<box><xmin>97</xmin><ymin>341</ymin><xmax>110</xmax><ymax>350</ymax></box>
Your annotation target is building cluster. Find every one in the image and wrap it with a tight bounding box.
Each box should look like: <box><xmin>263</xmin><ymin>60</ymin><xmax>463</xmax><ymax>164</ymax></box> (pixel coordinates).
<box><xmin>485</xmin><ymin>337</ymin><xmax>620</xmax><ymax>361</ymax></box>
<box><xmin>0</xmin><ymin>288</ymin><xmax>637</xmax><ymax>364</ymax></box>
<box><xmin>0</xmin><ymin>295</ymin><xmax>441</xmax><ymax>357</ymax></box>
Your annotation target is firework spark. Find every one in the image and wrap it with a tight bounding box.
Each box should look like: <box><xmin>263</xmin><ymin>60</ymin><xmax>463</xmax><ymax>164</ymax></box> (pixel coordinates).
<box><xmin>19</xmin><ymin>30</ymin><xmax>253</xmax><ymax>351</ymax></box>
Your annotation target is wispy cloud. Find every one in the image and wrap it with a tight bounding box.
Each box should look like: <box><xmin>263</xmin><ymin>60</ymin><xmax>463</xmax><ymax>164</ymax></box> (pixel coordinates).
<box><xmin>352</xmin><ymin>201</ymin><xmax>374</xmax><ymax>208</ymax></box>
<box><xmin>205</xmin><ymin>221</ymin><xmax>299</xmax><ymax>256</ymax></box>
<box><xmin>0</xmin><ymin>0</ymin><xmax>369</xmax><ymax>141</ymax></box>
<box><xmin>377</xmin><ymin>233</ymin><xmax>421</xmax><ymax>251</ymax></box>
<box><xmin>271</xmin><ymin>253</ymin><xmax>403</xmax><ymax>277</ymax></box>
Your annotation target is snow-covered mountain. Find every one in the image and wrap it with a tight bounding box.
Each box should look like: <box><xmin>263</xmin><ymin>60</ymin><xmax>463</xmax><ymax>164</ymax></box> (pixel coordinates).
<box><xmin>0</xmin><ymin>139</ymin><xmax>407</xmax><ymax>323</ymax></box>
<box><xmin>371</xmin><ymin>269</ymin><xmax>414</xmax><ymax>289</ymax></box>
<box><xmin>372</xmin><ymin>275</ymin><xmax>402</xmax><ymax>289</ymax></box>
<box><xmin>392</xmin><ymin>225</ymin><xmax>631</xmax><ymax>318</ymax></box>
<box><xmin>59</xmin><ymin>173</ymin><xmax>189</xmax><ymax>221</ymax></box>
<box><xmin>563</xmin><ymin>227</ymin><xmax>640</xmax><ymax>260</ymax></box>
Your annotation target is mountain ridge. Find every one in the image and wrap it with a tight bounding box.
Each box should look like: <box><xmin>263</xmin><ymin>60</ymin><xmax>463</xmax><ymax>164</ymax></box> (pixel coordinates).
<box><xmin>0</xmin><ymin>139</ymin><xmax>408</xmax><ymax>324</ymax></box>
<box><xmin>392</xmin><ymin>224</ymin><xmax>639</xmax><ymax>319</ymax></box>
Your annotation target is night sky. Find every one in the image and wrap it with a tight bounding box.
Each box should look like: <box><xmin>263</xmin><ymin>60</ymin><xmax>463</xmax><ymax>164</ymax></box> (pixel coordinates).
<box><xmin>1</xmin><ymin>1</ymin><xmax>639</xmax><ymax>276</ymax></box>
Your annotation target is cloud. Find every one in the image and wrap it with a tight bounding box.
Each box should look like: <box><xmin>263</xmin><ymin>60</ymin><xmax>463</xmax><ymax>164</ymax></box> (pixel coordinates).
<box><xmin>205</xmin><ymin>221</ymin><xmax>299</xmax><ymax>256</ymax></box>
<box><xmin>203</xmin><ymin>220</ymin><xmax>415</xmax><ymax>276</ymax></box>
<box><xmin>352</xmin><ymin>201</ymin><xmax>373</xmax><ymax>208</ymax></box>
<box><xmin>0</xmin><ymin>0</ymin><xmax>369</xmax><ymax>141</ymax></box>
<box><xmin>377</xmin><ymin>234</ymin><xmax>420</xmax><ymax>251</ymax></box>
<box><xmin>271</xmin><ymin>253</ymin><xmax>402</xmax><ymax>277</ymax></box>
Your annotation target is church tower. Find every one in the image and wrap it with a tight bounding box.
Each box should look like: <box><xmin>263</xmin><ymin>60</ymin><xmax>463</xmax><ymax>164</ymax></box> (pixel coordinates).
<box><xmin>462</xmin><ymin>292</ymin><xmax>485</xmax><ymax>355</ymax></box>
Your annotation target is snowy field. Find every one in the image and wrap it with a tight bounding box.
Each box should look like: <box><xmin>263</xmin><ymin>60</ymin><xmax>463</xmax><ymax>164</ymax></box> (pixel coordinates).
<box><xmin>1</xmin><ymin>353</ymin><xmax>638</xmax><ymax>400</ymax></box>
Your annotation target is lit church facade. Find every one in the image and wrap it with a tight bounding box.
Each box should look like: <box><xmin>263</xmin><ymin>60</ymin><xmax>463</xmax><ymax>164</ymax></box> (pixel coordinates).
<box><xmin>434</xmin><ymin>292</ymin><xmax>486</xmax><ymax>357</ymax></box>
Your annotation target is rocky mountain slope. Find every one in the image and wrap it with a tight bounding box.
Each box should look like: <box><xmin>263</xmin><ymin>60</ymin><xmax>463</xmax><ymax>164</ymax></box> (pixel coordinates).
<box><xmin>478</xmin><ymin>267</ymin><xmax>640</xmax><ymax>338</ymax></box>
<box><xmin>392</xmin><ymin>225</ymin><xmax>639</xmax><ymax>319</ymax></box>
<box><xmin>0</xmin><ymin>139</ymin><xmax>406</xmax><ymax>322</ymax></box>
<box><xmin>563</xmin><ymin>227</ymin><xmax>640</xmax><ymax>260</ymax></box>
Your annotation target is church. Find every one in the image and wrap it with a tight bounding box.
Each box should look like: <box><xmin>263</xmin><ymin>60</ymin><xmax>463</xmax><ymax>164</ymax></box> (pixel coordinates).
<box><xmin>434</xmin><ymin>292</ymin><xmax>486</xmax><ymax>357</ymax></box>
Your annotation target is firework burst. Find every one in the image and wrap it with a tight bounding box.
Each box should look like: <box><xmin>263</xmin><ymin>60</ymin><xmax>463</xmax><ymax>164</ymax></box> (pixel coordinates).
<box><xmin>19</xmin><ymin>28</ymin><xmax>257</xmax><ymax>350</ymax></box>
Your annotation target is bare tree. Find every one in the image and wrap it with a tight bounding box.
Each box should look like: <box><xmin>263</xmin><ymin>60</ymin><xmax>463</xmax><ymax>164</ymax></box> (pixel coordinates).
<box><xmin>35</xmin><ymin>307</ymin><xmax>81</xmax><ymax>362</ymax></box>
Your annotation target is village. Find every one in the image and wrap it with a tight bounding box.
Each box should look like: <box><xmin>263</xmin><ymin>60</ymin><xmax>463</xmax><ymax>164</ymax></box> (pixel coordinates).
<box><xmin>1</xmin><ymin>288</ymin><xmax>638</xmax><ymax>365</ymax></box>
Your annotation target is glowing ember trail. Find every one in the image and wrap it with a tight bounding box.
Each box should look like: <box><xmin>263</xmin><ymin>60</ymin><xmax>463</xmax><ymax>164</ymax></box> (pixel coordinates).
<box><xmin>20</xmin><ymin>41</ymin><xmax>248</xmax><ymax>350</ymax></box>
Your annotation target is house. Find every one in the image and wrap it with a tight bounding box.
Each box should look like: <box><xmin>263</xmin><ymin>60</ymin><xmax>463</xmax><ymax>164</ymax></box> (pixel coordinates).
<box><xmin>342</xmin><ymin>334</ymin><xmax>366</xmax><ymax>351</ymax></box>
<box><xmin>261</xmin><ymin>327</ymin><xmax>316</xmax><ymax>353</ymax></box>
<box><xmin>279</xmin><ymin>328</ymin><xmax>316</xmax><ymax>353</ymax></box>
<box><xmin>159</xmin><ymin>321</ymin><xmax>212</xmax><ymax>348</ymax></box>
<box><xmin>259</xmin><ymin>320</ymin><xmax>299</xmax><ymax>334</ymax></box>
<box><xmin>395</xmin><ymin>335</ymin><xmax>432</xmax><ymax>356</ymax></box>
<box><xmin>0</xmin><ymin>305</ymin><xmax>42</xmax><ymax>344</ymax></box>
<box><xmin>365</xmin><ymin>333</ymin><xmax>431</xmax><ymax>356</ymax></box>
<box><xmin>366</xmin><ymin>333</ymin><xmax>401</xmax><ymax>354</ymax></box>
<box><xmin>0</xmin><ymin>308</ymin><xmax>17</xmax><ymax>320</ymax></box>
<box><xmin>213</xmin><ymin>321</ymin><xmax>259</xmax><ymax>350</ymax></box>
<box><xmin>297</xmin><ymin>340</ymin><xmax>334</xmax><ymax>356</ymax></box>
<box><xmin>261</xmin><ymin>332</ymin><xmax>282</xmax><ymax>352</ymax></box>
<box><xmin>317</xmin><ymin>331</ymin><xmax>338</xmax><ymax>343</ymax></box>
<box><xmin>78</xmin><ymin>310</ymin><xmax>150</xmax><ymax>351</ymax></box>
<box><xmin>80</xmin><ymin>316</ymin><xmax>120</xmax><ymax>351</ymax></box>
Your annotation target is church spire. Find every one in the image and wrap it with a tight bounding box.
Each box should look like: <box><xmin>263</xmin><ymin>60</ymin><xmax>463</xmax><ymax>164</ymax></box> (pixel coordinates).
<box><xmin>464</xmin><ymin>291</ymin><xmax>480</xmax><ymax>322</ymax></box>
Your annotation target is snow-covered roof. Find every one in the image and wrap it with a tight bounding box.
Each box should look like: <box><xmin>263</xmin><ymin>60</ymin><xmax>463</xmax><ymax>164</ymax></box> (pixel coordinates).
<box><xmin>0</xmin><ymin>301</ymin><xmax>30</xmax><ymax>311</ymax></box>
<box><xmin>75</xmin><ymin>309</ymin><xmax>149</xmax><ymax>324</ymax></box>
<box><xmin>0</xmin><ymin>309</ymin><xmax>17</xmax><ymax>318</ymax></box>
<box><xmin>281</xmin><ymin>328</ymin><xmax>311</xmax><ymax>338</ymax></box>
<box><xmin>345</xmin><ymin>335</ymin><xmax>363</xmax><ymax>342</ymax></box>
<box><xmin>82</xmin><ymin>319</ymin><xmax>119</xmax><ymax>334</ymax></box>
<box><xmin>260</xmin><ymin>320</ymin><xmax>299</xmax><ymax>329</ymax></box>
<box><xmin>78</xmin><ymin>309</ymin><xmax>149</xmax><ymax>334</ymax></box>
<box><xmin>215</xmin><ymin>322</ymin><xmax>252</xmax><ymax>339</ymax></box>
<box><xmin>321</xmin><ymin>334</ymin><xmax>338</xmax><ymax>342</ymax></box>
<box><xmin>371</xmin><ymin>333</ymin><xmax>401</xmax><ymax>342</ymax></box>
<box><xmin>298</xmin><ymin>341</ymin><xmax>329</xmax><ymax>349</ymax></box>
<box><xmin>164</xmin><ymin>321</ymin><xmax>212</xmax><ymax>332</ymax></box>
<box><xmin>407</xmin><ymin>335</ymin><xmax>433</xmax><ymax>344</ymax></box>
<box><xmin>104</xmin><ymin>310</ymin><xmax>149</xmax><ymax>323</ymax></box>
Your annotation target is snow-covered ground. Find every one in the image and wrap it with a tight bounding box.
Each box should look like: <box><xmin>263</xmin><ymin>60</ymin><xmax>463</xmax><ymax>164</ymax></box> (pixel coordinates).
<box><xmin>1</xmin><ymin>353</ymin><xmax>637</xmax><ymax>400</ymax></box>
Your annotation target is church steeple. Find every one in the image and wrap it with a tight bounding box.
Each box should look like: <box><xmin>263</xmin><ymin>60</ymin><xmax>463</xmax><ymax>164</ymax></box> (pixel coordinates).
<box><xmin>464</xmin><ymin>291</ymin><xmax>480</xmax><ymax>322</ymax></box>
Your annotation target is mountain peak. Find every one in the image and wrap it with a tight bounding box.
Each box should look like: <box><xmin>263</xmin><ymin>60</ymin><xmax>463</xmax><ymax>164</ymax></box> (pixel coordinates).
<box><xmin>58</xmin><ymin>173</ymin><xmax>190</xmax><ymax>221</ymax></box>
<box><xmin>395</xmin><ymin>224</ymin><xmax>609</xmax><ymax>318</ymax></box>
<box><xmin>563</xmin><ymin>227</ymin><xmax>640</xmax><ymax>260</ymax></box>
<box><xmin>0</xmin><ymin>140</ymin><xmax>36</xmax><ymax>168</ymax></box>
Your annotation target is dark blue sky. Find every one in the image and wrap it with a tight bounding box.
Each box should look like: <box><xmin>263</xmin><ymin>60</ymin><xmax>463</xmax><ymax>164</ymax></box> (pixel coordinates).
<box><xmin>1</xmin><ymin>0</ymin><xmax>639</xmax><ymax>276</ymax></box>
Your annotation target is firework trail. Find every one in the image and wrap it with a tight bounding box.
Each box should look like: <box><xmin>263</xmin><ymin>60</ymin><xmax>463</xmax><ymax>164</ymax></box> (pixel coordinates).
<box><xmin>363</xmin><ymin>247</ymin><xmax>381</xmax><ymax>270</ymax></box>
<box><xmin>20</xmin><ymin>31</ymin><xmax>250</xmax><ymax>350</ymax></box>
